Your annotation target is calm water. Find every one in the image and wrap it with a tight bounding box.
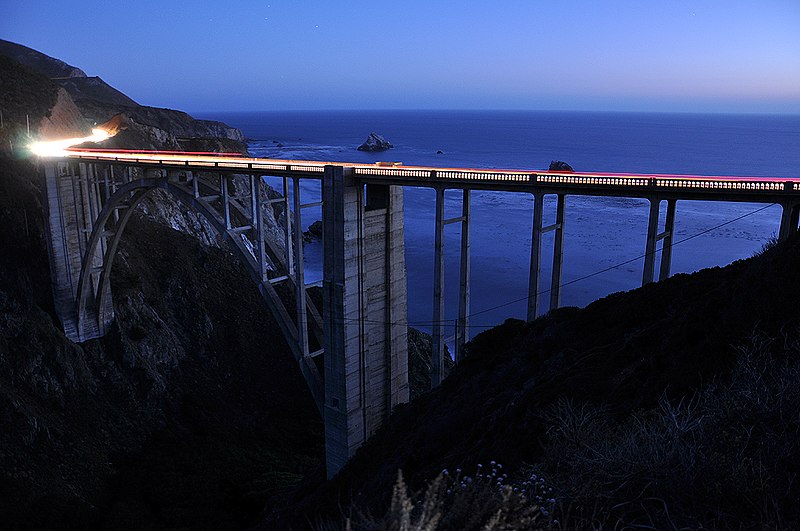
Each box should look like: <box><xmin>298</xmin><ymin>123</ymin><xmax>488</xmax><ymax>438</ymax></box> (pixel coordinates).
<box><xmin>197</xmin><ymin>110</ymin><xmax>800</xmax><ymax>336</ymax></box>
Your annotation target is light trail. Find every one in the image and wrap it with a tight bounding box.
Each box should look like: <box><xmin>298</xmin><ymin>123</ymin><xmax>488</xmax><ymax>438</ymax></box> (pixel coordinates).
<box><xmin>29</xmin><ymin>128</ymin><xmax>114</xmax><ymax>158</ymax></box>
<box><xmin>33</xmin><ymin>145</ymin><xmax>800</xmax><ymax>186</ymax></box>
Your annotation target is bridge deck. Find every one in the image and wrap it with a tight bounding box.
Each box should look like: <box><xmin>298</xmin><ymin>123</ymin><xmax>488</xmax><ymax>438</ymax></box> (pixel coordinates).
<box><xmin>62</xmin><ymin>148</ymin><xmax>800</xmax><ymax>202</ymax></box>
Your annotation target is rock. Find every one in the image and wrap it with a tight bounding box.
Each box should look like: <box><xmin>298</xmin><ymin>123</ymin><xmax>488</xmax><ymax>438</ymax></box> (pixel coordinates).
<box><xmin>276</xmin><ymin>143</ymin><xmax>284</xmax><ymax>148</ymax></box>
<box><xmin>436</xmin><ymin>150</ymin><xmax>443</xmax><ymax>154</ymax></box>
<box><xmin>407</xmin><ymin>327</ymin><xmax>453</xmax><ymax>401</ymax></box>
<box><xmin>357</xmin><ymin>132</ymin><xmax>393</xmax><ymax>152</ymax></box>
<box><xmin>549</xmin><ymin>160</ymin><xmax>574</xmax><ymax>172</ymax></box>
<box><xmin>303</xmin><ymin>220</ymin><xmax>323</xmax><ymax>243</ymax></box>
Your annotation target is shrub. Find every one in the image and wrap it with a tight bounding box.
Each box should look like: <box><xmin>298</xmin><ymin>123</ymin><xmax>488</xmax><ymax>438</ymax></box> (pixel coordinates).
<box><xmin>539</xmin><ymin>330</ymin><xmax>800</xmax><ymax>529</ymax></box>
<box><xmin>357</xmin><ymin>463</ymin><xmax>557</xmax><ymax>531</ymax></box>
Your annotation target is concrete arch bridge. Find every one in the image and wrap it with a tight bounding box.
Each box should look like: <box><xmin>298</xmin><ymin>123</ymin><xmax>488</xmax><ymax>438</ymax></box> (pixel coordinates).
<box><xmin>40</xmin><ymin>150</ymin><xmax>800</xmax><ymax>477</ymax></box>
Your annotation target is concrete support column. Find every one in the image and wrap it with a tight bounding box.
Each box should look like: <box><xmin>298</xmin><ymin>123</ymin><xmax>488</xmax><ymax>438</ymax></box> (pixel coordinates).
<box><xmin>221</xmin><ymin>173</ymin><xmax>231</xmax><ymax>230</ymax></box>
<box><xmin>550</xmin><ymin>194</ymin><xmax>566</xmax><ymax>311</ymax></box>
<box><xmin>292</xmin><ymin>177</ymin><xmax>309</xmax><ymax>357</ymax></box>
<box><xmin>431</xmin><ymin>187</ymin><xmax>446</xmax><ymax>386</ymax></box>
<box><xmin>283</xmin><ymin>176</ymin><xmax>294</xmax><ymax>276</ymax></box>
<box><xmin>527</xmin><ymin>193</ymin><xmax>544</xmax><ymax>321</ymax></box>
<box><xmin>249</xmin><ymin>173</ymin><xmax>257</xmax><ymax>222</ymax></box>
<box><xmin>322</xmin><ymin>166</ymin><xmax>409</xmax><ymax>479</ymax></box>
<box><xmin>43</xmin><ymin>161</ymin><xmax>111</xmax><ymax>342</ymax></box>
<box><xmin>110</xmin><ymin>166</ymin><xmax>120</xmax><ymax>224</ymax></box>
<box><xmin>455</xmin><ymin>189</ymin><xmax>471</xmax><ymax>364</ymax></box>
<box><xmin>252</xmin><ymin>175</ymin><xmax>267</xmax><ymax>281</ymax></box>
<box><xmin>659</xmin><ymin>199</ymin><xmax>677</xmax><ymax>281</ymax></box>
<box><xmin>779</xmin><ymin>202</ymin><xmax>800</xmax><ymax>242</ymax></box>
<box><xmin>193</xmin><ymin>170</ymin><xmax>200</xmax><ymax>199</ymax></box>
<box><xmin>642</xmin><ymin>198</ymin><xmax>660</xmax><ymax>286</ymax></box>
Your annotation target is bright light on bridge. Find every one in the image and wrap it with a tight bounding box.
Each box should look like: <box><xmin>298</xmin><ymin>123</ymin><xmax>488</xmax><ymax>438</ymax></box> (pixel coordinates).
<box><xmin>29</xmin><ymin>128</ymin><xmax>114</xmax><ymax>158</ymax></box>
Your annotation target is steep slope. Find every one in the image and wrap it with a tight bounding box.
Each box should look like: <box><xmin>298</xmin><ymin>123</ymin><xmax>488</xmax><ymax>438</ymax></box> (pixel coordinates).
<box><xmin>0</xmin><ymin>38</ymin><xmax>245</xmax><ymax>153</ymax></box>
<box><xmin>0</xmin><ymin>39</ymin><xmax>87</xmax><ymax>78</ymax></box>
<box><xmin>273</xmin><ymin>237</ymin><xmax>800</xmax><ymax>529</ymax></box>
<box><xmin>0</xmin><ymin>42</ymin><xmax>323</xmax><ymax>529</ymax></box>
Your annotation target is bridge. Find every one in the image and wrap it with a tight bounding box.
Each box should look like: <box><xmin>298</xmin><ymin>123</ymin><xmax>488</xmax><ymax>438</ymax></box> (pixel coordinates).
<box><xmin>39</xmin><ymin>148</ymin><xmax>800</xmax><ymax>478</ymax></box>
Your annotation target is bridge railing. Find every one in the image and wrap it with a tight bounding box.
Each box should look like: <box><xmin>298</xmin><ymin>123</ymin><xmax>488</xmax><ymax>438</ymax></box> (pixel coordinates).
<box><xmin>64</xmin><ymin>152</ymin><xmax>796</xmax><ymax>195</ymax></box>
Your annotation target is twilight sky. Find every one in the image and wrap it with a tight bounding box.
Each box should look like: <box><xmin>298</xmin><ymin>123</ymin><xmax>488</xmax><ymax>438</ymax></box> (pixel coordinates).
<box><xmin>3</xmin><ymin>1</ymin><xmax>799</xmax><ymax>113</ymax></box>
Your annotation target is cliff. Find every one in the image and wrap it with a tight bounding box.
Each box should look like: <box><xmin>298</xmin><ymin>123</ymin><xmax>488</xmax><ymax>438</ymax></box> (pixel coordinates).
<box><xmin>0</xmin><ymin>39</ymin><xmax>246</xmax><ymax>153</ymax></box>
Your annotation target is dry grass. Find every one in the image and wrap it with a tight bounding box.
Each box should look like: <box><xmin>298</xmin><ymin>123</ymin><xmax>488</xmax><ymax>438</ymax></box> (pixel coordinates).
<box><xmin>353</xmin><ymin>329</ymin><xmax>800</xmax><ymax>530</ymax></box>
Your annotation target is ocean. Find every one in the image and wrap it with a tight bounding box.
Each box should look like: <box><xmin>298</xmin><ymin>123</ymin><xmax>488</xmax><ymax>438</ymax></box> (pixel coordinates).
<box><xmin>196</xmin><ymin>110</ymin><xmax>800</xmax><ymax>336</ymax></box>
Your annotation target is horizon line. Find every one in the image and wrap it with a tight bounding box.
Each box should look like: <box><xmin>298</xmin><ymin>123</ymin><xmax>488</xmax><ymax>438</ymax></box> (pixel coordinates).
<box><xmin>188</xmin><ymin>108</ymin><xmax>800</xmax><ymax>117</ymax></box>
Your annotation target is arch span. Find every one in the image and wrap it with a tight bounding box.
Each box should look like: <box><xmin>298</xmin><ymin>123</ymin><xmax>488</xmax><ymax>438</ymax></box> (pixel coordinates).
<box><xmin>73</xmin><ymin>171</ymin><xmax>324</xmax><ymax>412</ymax></box>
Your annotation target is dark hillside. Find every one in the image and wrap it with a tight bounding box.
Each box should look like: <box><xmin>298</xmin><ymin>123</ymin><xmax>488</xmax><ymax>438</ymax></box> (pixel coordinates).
<box><xmin>0</xmin><ymin>55</ymin><xmax>59</xmax><ymax>141</ymax></box>
<box><xmin>274</xmin><ymin>236</ymin><xmax>800</xmax><ymax>529</ymax></box>
<box><xmin>0</xmin><ymin>39</ymin><xmax>87</xmax><ymax>79</ymax></box>
<box><xmin>0</xmin><ymin>157</ymin><xmax>323</xmax><ymax>528</ymax></box>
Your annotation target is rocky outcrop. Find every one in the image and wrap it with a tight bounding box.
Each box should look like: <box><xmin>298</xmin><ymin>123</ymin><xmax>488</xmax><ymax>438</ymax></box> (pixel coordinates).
<box><xmin>407</xmin><ymin>327</ymin><xmax>453</xmax><ymax>400</ymax></box>
<box><xmin>77</xmin><ymin>101</ymin><xmax>245</xmax><ymax>147</ymax></box>
<box><xmin>38</xmin><ymin>88</ymin><xmax>88</xmax><ymax>139</ymax></box>
<box><xmin>303</xmin><ymin>220</ymin><xmax>323</xmax><ymax>243</ymax></box>
<box><xmin>549</xmin><ymin>160</ymin><xmax>574</xmax><ymax>172</ymax></box>
<box><xmin>357</xmin><ymin>132</ymin><xmax>393</xmax><ymax>152</ymax></box>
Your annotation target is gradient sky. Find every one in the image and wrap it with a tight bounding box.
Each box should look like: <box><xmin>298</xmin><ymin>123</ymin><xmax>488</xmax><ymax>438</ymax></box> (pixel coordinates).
<box><xmin>3</xmin><ymin>1</ymin><xmax>799</xmax><ymax>113</ymax></box>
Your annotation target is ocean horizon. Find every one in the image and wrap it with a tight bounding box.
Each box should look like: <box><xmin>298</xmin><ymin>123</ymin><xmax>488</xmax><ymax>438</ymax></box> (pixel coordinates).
<box><xmin>197</xmin><ymin>110</ymin><xmax>800</xmax><ymax>337</ymax></box>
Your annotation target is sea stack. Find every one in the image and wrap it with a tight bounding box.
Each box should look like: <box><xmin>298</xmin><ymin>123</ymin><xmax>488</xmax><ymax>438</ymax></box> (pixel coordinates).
<box><xmin>549</xmin><ymin>160</ymin><xmax>574</xmax><ymax>172</ymax></box>
<box><xmin>357</xmin><ymin>132</ymin><xmax>393</xmax><ymax>152</ymax></box>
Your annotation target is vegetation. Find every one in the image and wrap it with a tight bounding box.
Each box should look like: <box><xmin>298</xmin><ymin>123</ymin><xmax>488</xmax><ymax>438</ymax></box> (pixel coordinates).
<box><xmin>358</xmin><ymin>463</ymin><xmax>556</xmax><ymax>531</ymax></box>
<box><xmin>352</xmin><ymin>330</ymin><xmax>800</xmax><ymax>530</ymax></box>
<box><xmin>0</xmin><ymin>55</ymin><xmax>58</xmax><ymax>146</ymax></box>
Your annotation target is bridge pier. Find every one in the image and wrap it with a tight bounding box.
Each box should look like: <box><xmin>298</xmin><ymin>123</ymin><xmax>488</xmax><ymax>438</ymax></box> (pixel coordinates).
<box><xmin>44</xmin><ymin>161</ymin><xmax>113</xmax><ymax>341</ymax></box>
<box><xmin>432</xmin><ymin>188</ymin><xmax>445</xmax><ymax>386</ymax></box>
<box><xmin>778</xmin><ymin>202</ymin><xmax>800</xmax><ymax>242</ymax></box>
<box><xmin>455</xmin><ymin>190</ymin><xmax>471</xmax><ymax>364</ymax></box>
<box><xmin>527</xmin><ymin>193</ymin><xmax>566</xmax><ymax>321</ymax></box>
<box><xmin>431</xmin><ymin>188</ymin><xmax>472</xmax><ymax>386</ymax></box>
<box><xmin>549</xmin><ymin>194</ymin><xmax>566</xmax><ymax>311</ymax></box>
<box><xmin>642</xmin><ymin>198</ymin><xmax>661</xmax><ymax>285</ymax></box>
<box><xmin>527</xmin><ymin>194</ymin><xmax>544</xmax><ymax>321</ymax></box>
<box><xmin>643</xmin><ymin>198</ymin><xmax>677</xmax><ymax>285</ymax></box>
<box><xmin>322</xmin><ymin>166</ymin><xmax>409</xmax><ymax>478</ymax></box>
<box><xmin>659</xmin><ymin>199</ymin><xmax>677</xmax><ymax>281</ymax></box>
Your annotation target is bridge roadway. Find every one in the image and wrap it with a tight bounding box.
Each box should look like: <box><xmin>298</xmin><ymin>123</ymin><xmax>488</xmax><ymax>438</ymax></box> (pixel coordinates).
<box><xmin>43</xmin><ymin>148</ymin><xmax>800</xmax><ymax>477</ymax></box>
<box><xmin>66</xmin><ymin>147</ymin><xmax>800</xmax><ymax>200</ymax></box>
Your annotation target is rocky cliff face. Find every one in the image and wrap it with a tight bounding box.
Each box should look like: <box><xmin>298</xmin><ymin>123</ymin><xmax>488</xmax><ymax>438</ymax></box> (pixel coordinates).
<box><xmin>38</xmin><ymin>87</ymin><xmax>87</xmax><ymax>139</ymax></box>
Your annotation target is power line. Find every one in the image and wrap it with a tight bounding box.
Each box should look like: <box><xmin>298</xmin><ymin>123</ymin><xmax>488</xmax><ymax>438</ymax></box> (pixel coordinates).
<box><xmin>329</xmin><ymin>201</ymin><xmax>778</xmax><ymax>328</ymax></box>
<box><xmin>465</xmin><ymin>201</ymin><xmax>778</xmax><ymax>319</ymax></box>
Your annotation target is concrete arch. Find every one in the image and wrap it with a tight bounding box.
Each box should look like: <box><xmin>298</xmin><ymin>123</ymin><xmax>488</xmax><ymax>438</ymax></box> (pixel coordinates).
<box><xmin>73</xmin><ymin>175</ymin><xmax>324</xmax><ymax>412</ymax></box>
